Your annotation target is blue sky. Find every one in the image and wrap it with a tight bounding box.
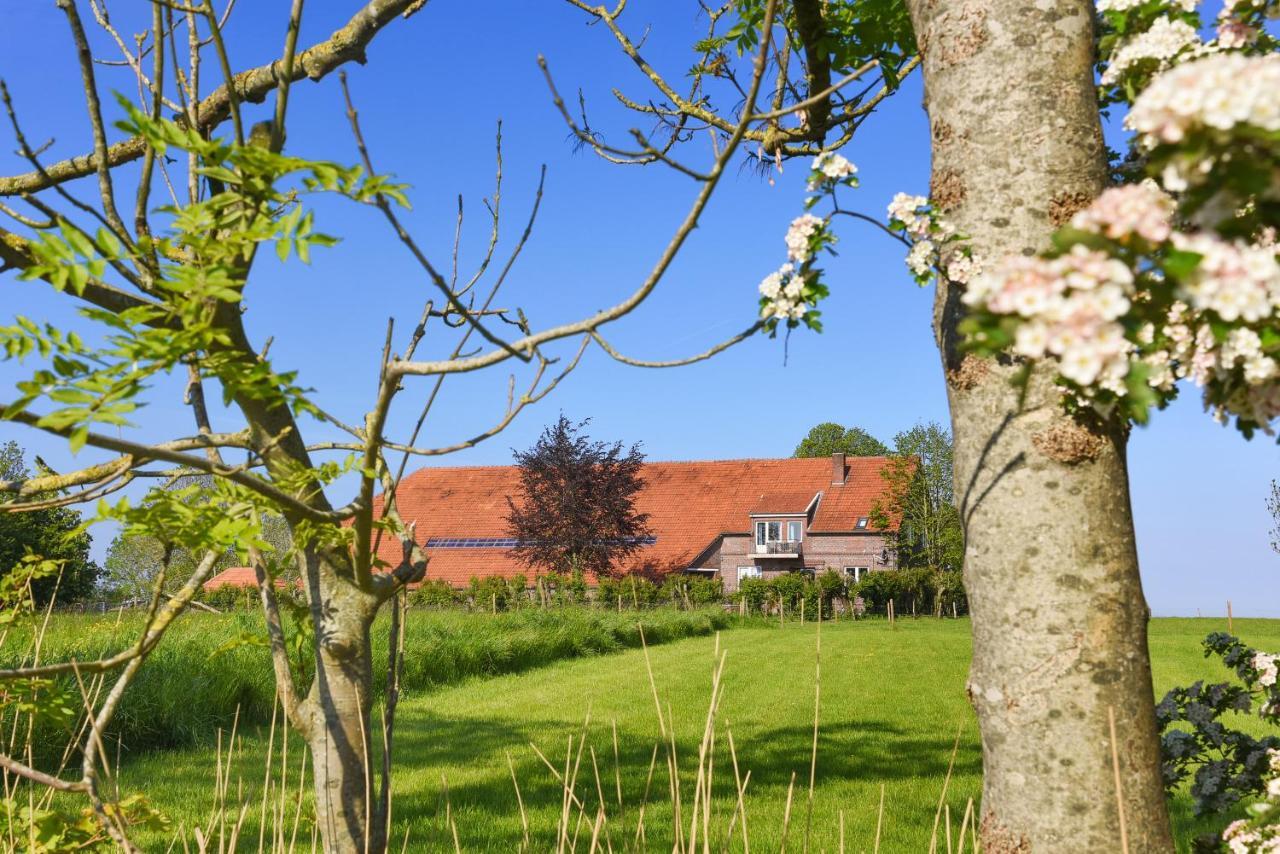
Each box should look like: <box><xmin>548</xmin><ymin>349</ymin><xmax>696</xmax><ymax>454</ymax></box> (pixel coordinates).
<box><xmin>1</xmin><ymin>1</ymin><xmax>1276</xmax><ymax>616</ymax></box>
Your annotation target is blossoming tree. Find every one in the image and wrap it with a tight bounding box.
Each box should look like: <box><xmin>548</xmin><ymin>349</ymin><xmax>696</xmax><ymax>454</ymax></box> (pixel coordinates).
<box><xmin>568</xmin><ymin>0</ymin><xmax>1277</xmax><ymax>848</ymax></box>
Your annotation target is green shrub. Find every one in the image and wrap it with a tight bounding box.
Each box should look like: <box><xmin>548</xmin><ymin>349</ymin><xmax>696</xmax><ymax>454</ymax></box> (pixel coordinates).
<box><xmin>467</xmin><ymin>574</ymin><xmax>527</xmax><ymax>611</ymax></box>
<box><xmin>412</xmin><ymin>579</ymin><xmax>460</xmax><ymax>608</ymax></box>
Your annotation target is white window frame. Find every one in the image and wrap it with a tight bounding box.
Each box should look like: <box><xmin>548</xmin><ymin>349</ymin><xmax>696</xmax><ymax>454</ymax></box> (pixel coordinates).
<box><xmin>737</xmin><ymin>566</ymin><xmax>762</xmax><ymax>582</ymax></box>
<box><xmin>787</xmin><ymin>520</ymin><xmax>804</xmax><ymax>543</ymax></box>
<box><xmin>845</xmin><ymin>566</ymin><xmax>868</xmax><ymax>582</ymax></box>
<box><xmin>756</xmin><ymin>521</ymin><xmax>784</xmax><ymax>545</ymax></box>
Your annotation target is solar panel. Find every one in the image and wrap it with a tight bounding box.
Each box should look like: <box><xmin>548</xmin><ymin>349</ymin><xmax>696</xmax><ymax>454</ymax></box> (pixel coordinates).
<box><xmin>424</xmin><ymin>536</ymin><xmax>656</xmax><ymax>549</ymax></box>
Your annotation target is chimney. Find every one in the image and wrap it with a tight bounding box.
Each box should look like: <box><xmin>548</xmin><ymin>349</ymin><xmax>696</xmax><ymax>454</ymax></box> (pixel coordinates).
<box><xmin>831</xmin><ymin>452</ymin><xmax>846</xmax><ymax>486</ymax></box>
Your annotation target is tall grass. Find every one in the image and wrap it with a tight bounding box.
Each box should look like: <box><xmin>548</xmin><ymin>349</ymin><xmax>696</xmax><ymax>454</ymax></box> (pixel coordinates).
<box><xmin>0</xmin><ymin>606</ymin><xmax>756</xmax><ymax>758</ymax></box>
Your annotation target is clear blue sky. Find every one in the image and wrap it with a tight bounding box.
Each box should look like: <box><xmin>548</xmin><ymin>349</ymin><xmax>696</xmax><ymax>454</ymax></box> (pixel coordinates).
<box><xmin>1</xmin><ymin>1</ymin><xmax>1275</xmax><ymax>616</ymax></box>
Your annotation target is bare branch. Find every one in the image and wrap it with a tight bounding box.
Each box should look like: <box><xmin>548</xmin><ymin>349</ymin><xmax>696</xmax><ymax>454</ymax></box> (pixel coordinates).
<box><xmin>56</xmin><ymin>0</ymin><xmax>132</xmax><ymax>243</ymax></box>
<box><xmin>590</xmin><ymin>321</ymin><xmax>763</xmax><ymax>368</ymax></box>
<box><xmin>0</xmin><ymin>0</ymin><xmax>432</xmax><ymax>197</ymax></box>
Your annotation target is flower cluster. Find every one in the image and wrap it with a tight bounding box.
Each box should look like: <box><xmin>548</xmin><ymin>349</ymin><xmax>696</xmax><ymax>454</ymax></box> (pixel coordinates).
<box><xmin>1101</xmin><ymin>16</ymin><xmax>1202</xmax><ymax>86</ymax></box>
<box><xmin>1127</xmin><ymin>52</ymin><xmax>1280</xmax><ymax>146</ymax></box>
<box><xmin>1097</xmin><ymin>0</ymin><xmax>1196</xmax><ymax>11</ymax></box>
<box><xmin>755</xmin><ymin>152</ymin><xmax>858</xmax><ymax>335</ymax></box>
<box><xmin>1069</xmin><ymin>181</ymin><xmax>1176</xmax><ymax>244</ymax></box>
<box><xmin>1173</xmin><ymin>233</ymin><xmax>1280</xmax><ymax>323</ymax></box>
<box><xmin>1258</xmin><ymin>652</ymin><xmax>1280</xmax><ymax>688</ymax></box>
<box><xmin>785</xmin><ymin>214</ymin><xmax>826</xmax><ymax>262</ymax></box>
<box><xmin>964</xmin><ymin>247</ymin><xmax>1136</xmax><ymax>389</ymax></box>
<box><xmin>807</xmin><ymin>151</ymin><xmax>858</xmax><ymax>190</ymax></box>
<box><xmin>1222</xmin><ymin>749</ymin><xmax>1280</xmax><ymax>853</ymax></box>
<box><xmin>886</xmin><ymin>192</ymin><xmax>972</xmax><ymax>286</ymax></box>
<box><xmin>1215</xmin><ymin>0</ymin><xmax>1280</xmax><ymax>51</ymax></box>
<box><xmin>964</xmin><ymin>177</ymin><xmax>1280</xmax><ymax>429</ymax></box>
<box><xmin>757</xmin><ymin>262</ymin><xmax>811</xmax><ymax>322</ymax></box>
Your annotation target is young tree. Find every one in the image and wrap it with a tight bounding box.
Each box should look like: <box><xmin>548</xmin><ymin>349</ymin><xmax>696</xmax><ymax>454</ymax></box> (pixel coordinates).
<box><xmin>506</xmin><ymin>416</ymin><xmax>652</xmax><ymax>578</ymax></box>
<box><xmin>0</xmin><ymin>2</ymin><xmax>814</xmax><ymax>849</ymax></box>
<box><xmin>0</xmin><ymin>440</ymin><xmax>100</xmax><ymax>604</ymax></box>
<box><xmin>793</xmin><ymin>421</ymin><xmax>890</xmax><ymax>457</ymax></box>
<box><xmin>870</xmin><ymin>421</ymin><xmax>963</xmax><ymax>573</ymax></box>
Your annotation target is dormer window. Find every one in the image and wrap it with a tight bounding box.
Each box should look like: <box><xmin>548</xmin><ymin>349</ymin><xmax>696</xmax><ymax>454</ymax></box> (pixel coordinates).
<box><xmin>755</xmin><ymin>519</ymin><xmax>804</xmax><ymax>546</ymax></box>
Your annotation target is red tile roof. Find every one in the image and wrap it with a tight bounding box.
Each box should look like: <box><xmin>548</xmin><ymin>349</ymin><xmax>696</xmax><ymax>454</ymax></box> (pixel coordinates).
<box><xmin>372</xmin><ymin>456</ymin><xmax>898</xmax><ymax>587</ymax></box>
<box><xmin>203</xmin><ymin>566</ymin><xmax>258</xmax><ymax>590</ymax></box>
<box><xmin>203</xmin><ymin>566</ymin><xmax>299</xmax><ymax>590</ymax></box>
<box><xmin>748</xmin><ymin>490</ymin><xmax>820</xmax><ymax>515</ymax></box>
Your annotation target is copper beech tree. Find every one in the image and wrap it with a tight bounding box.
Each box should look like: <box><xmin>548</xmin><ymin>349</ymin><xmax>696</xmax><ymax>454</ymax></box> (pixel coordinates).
<box><xmin>0</xmin><ymin>0</ymin><xmax>914</xmax><ymax>850</ymax></box>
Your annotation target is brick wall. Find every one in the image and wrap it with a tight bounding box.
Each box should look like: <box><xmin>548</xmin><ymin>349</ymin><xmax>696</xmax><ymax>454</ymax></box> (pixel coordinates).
<box><xmin>708</xmin><ymin>532</ymin><xmax>896</xmax><ymax>592</ymax></box>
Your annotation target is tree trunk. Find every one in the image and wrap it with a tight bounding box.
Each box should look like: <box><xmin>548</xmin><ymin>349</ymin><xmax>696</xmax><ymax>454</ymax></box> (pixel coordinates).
<box><xmin>902</xmin><ymin>0</ymin><xmax>1175</xmax><ymax>849</ymax></box>
<box><xmin>299</xmin><ymin>552</ymin><xmax>380</xmax><ymax>854</ymax></box>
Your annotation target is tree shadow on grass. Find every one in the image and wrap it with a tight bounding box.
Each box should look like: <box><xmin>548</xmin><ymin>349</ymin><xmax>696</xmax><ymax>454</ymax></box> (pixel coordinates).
<box><xmin>386</xmin><ymin>710</ymin><xmax>982</xmax><ymax>850</ymax></box>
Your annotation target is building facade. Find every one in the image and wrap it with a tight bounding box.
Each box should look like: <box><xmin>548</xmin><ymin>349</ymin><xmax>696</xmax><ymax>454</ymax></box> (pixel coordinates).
<box><xmin>205</xmin><ymin>452</ymin><xmax>900</xmax><ymax>591</ymax></box>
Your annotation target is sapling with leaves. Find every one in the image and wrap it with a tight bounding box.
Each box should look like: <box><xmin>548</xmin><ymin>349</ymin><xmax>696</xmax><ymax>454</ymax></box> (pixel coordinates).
<box><xmin>0</xmin><ymin>1</ymin><xmax>900</xmax><ymax>850</ymax></box>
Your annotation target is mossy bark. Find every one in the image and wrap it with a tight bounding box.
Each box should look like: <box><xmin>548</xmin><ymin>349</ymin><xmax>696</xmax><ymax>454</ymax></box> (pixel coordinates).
<box><xmin>902</xmin><ymin>0</ymin><xmax>1175</xmax><ymax>849</ymax></box>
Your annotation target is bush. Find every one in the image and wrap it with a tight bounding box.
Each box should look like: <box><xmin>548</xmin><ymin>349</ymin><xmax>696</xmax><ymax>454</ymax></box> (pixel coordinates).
<box><xmin>467</xmin><ymin>574</ymin><xmax>527</xmax><ymax>611</ymax></box>
<box><xmin>1157</xmin><ymin>632</ymin><xmax>1280</xmax><ymax>815</ymax></box>
<box><xmin>660</xmin><ymin>575</ymin><xmax>723</xmax><ymax>608</ymax></box>
<box><xmin>412</xmin><ymin>579</ymin><xmax>461</xmax><ymax>608</ymax></box>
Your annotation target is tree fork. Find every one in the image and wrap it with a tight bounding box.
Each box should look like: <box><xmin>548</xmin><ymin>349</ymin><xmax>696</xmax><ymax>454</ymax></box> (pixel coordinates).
<box><xmin>902</xmin><ymin>0</ymin><xmax>1175</xmax><ymax>849</ymax></box>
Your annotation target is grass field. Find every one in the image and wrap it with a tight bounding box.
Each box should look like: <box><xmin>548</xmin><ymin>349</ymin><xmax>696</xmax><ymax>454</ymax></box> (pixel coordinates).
<box><xmin>102</xmin><ymin>616</ymin><xmax>1280</xmax><ymax>851</ymax></box>
<box><xmin>0</xmin><ymin>606</ymin><xmax>747</xmax><ymax>757</ymax></box>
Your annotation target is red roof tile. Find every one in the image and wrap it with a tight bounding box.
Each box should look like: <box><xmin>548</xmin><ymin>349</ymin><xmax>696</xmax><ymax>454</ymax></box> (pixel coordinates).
<box><xmin>203</xmin><ymin>566</ymin><xmax>257</xmax><ymax>590</ymax></box>
<box><xmin>372</xmin><ymin>456</ymin><xmax>898</xmax><ymax>587</ymax></box>
<box><xmin>748</xmin><ymin>490</ymin><xmax>820</xmax><ymax>515</ymax></box>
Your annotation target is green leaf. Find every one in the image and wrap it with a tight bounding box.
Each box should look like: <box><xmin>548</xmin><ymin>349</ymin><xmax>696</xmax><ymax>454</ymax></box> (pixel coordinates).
<box><xmin>1163</xmin><ymin>248</ymin><xmax>1203</xmax><ymax>281</ymax></box>
<box><xmin>68</xmin><ymin>425</ymin><xmax>89</xmax><ymax>454</ymax></box>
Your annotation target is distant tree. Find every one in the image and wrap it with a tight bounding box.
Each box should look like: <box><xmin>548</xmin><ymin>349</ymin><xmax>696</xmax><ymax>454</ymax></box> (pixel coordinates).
<box><xmin>0</xmin><ymin>441</ymin><xmax>99</xmax><ymax>604</ymax></box>
<box><xmin>102</xmin><ymin>476</ymin><xmax>293</xmax><ymax>601</ymax></box>
<box><xmin>506</xmin><ymin>416</ymin><xmax>652</xmax><ymax>578</ymax></box>
<box><xmin>871</xmin><ymin>422</ymin><xmax>964</xmax><ymax>574</ymax></box>
<box><xmin>793</xmin><ymin>422</ymin><xmax>889</xmax><ymax>458</ymax></box>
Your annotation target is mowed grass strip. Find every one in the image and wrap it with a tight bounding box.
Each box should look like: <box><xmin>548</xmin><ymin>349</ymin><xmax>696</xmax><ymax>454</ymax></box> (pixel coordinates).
<box><xmin>112</xmin><ymin>617</ymin><xmax>1280</xmax><ymax>851</ymax></box>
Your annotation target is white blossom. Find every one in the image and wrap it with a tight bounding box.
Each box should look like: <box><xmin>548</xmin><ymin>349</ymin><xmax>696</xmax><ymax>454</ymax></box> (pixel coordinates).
<box><xmin>1071</xmin><ymin>182</ymin><xmax>1176</xmax><ymax>243</ymax></box>
<box><xmin>887</xmin><ymin>193</ymin><xmax>931</xmax><ymax>239</ymax></box>
<box><xmin>1127</xmin><ymin>53</ymin><xmax>1280</xmax><ymax>146</ymax></box>
<box><xmin>757</xmin><ymin>263</ymin><xmax>792</xmax><ymax>300</ymax></box>
<box><xmin>907</xmin><ymin>240</ymin><xmax>935</xmax><ymax>278</ymax></box>
<box><xmin>785</xmin><ymin>214</ymin><xmax>825</xmax><ymax>262</ymax></box>
<box><xmin>1172</xmin><ymin>233</ymin><xmax>1280</xmax><ymax>323</ymax></box>
<box><xmin>1102</xmin><ymin>17</ymin><xmax>1202</xmax><ymax>86</ymax></box>
<box><xmin>1255</xmin><ymin>651</ymin><xmax>1279</xmax><ymax>687</ymax></box>
<box><xmin>1097</xmin><ymin>0</ymin><xmax>1197</xmax><ymax>11</ymax></box>
<box><xmin>809</xmin><ymin>152</ymin><xmax>857</xmax><ymax>188</ymax></box>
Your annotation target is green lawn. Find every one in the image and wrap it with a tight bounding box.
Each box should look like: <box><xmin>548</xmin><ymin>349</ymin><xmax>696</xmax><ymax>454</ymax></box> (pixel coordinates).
<box><xmin>106</xmin><ymin>616</ymin><xmax>1280</xmax><ymax>851</ymax></box>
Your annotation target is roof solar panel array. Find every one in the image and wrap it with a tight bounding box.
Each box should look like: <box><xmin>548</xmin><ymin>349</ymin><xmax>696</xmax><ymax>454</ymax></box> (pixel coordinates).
<box><xmin>425</xmin><ymin>536</ymin><xmax>657</xmax><ymax>549</ymax></box>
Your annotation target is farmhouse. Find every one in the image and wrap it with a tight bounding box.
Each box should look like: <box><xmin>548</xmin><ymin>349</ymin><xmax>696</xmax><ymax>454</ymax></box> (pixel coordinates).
<box><xmin>379</xmin><ymin>451</ymin><xmax>898</xmax><ymax>592</ymax></box>
<box><xmin>205</xmin><ymin>452</ymin><xmax>900</xmax><ymax>592</ymax></box>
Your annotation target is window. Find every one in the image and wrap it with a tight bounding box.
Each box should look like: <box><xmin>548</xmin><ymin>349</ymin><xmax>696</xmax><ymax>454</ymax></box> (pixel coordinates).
<box><xmin>856</xmin><ymin>517</ymin><xmax>869</xmax><ymax>529</ymax></box>
<box><xmin>737</xmin><ymin>566</ymin><xmax>762</xmax><ymax>582</ymax></box>
<box><xmin>845</xmin><ymin>566</ymin><xmax>868</xmax><ymax>582</ymax></box>
<box><xmin>787</xmin><ymin>520</ymin><xmax>804</xmax><ymax>542</ymax></box>
<box><xmin>756</xmin><ymin>521</ymin><xmax>784</xmax><ymax>545</ymax></box>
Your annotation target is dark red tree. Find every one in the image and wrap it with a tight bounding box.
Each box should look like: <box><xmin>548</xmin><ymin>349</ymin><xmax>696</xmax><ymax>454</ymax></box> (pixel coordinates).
<box><xmin>506</xmin><ymin>416</ymin><xmax>652</xmax><ymax>578</ymax></box>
